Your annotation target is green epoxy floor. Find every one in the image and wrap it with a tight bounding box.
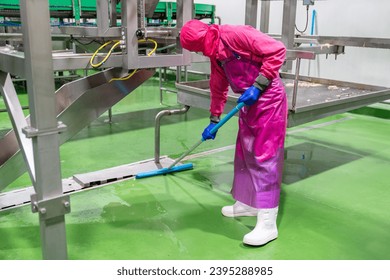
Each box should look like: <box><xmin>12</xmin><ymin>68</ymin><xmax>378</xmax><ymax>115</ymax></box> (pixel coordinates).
<box><xmin>0</xmin><ymin>75</ymin><xmax>389</xmax><ymax>260</ymax></box>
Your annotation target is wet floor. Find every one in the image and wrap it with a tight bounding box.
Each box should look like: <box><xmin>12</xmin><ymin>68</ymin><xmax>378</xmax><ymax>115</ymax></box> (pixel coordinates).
<box><xmin>0</xmin><ymin>75</ymin><xmax>389</xmax><ymax>259</ymax></box>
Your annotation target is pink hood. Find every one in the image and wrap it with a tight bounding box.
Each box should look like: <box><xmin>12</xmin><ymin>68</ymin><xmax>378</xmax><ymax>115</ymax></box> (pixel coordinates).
<box><xmin>180</xmin><ymin>19</ymin><xmax>219</xmax><ymax>57</ymax></box>
<box><xmin>180</xmin><ymin>20</ymin><xmax>286</xmax><ymax>117</ymax></box>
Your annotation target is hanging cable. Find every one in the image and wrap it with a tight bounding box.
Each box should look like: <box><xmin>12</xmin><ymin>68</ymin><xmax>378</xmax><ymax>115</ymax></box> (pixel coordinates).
<box><xmin>109</xmin><ymin>38</ymin><xmax>158</xmax><ymax>82</ymax></box>
<box><xmin>89</xmin><ymin>40</ymin><xmax>121</xmax><ymax>68</ymax></box>
<box><xmin>71</xmin><ymin>35</ymin><xmax>104</xmax><ymax>46</ymax></box>
<box><xmin>139</xmin><ymin>38</ymin><xmax>158</xmax><ymax>55</ymax></box>
<box><xmin>295</xmin><ymin>5</ymin><xmax>310</xmax><ymax>34</ymax></box>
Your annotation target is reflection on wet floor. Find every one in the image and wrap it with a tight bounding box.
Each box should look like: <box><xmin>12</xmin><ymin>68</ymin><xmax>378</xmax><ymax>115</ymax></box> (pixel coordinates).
<box><xmin>283</xmin><ymin>142</ymin><xmax>362</xmax><ymax>184</ymax></box>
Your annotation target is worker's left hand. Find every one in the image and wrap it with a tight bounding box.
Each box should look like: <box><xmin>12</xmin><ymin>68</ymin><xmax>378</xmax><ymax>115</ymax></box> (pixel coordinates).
<box><xmin>202</xmin><ymin>122</ymin><xmax>217</xmax><ymax>140</ymax></box>
<box><xmin>237</xmin><ymin>86</ymin><xmax>262</xmax><ymax>106</ymax></box>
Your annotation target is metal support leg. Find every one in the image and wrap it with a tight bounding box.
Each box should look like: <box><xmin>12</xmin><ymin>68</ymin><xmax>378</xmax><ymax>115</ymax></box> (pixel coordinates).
<box><xmin>159</xmin><ymin>67</ymin><xmax>178</xmax><ymax>104</ymax></box>
<box><xmin>292</xmin><ymin>58</ymin><xmax>301</xmax><ymax>111</ymax></box>
<box><xmin>260</xmin><ymin>0</ymin><xmax>270</xmax><ymax>33</ymax></box>
<box><xmin>97</xmin><ymin>0</ymin><xmax>110</xmax><ymax>35</ymax></box>
<box><xmin>159</xmin><ymin>67</ymin><xmax>163</xmax><ymax>104</ymax></box>
<box><xmin>184</xmin><ymin>66</ymin><xmax>188</xmax><ymax>82</ymax></box>
<box><xmin>110</xmin><ymin>0</ymin><xmax>118</xmax><ymax>26</ymax></box>
<box><xmin>20</xmin><ymin>0</ymin><xmax>68</xmax><ymax>260</ymax></box>
<box><xmin>282</xmin><ymin>0</ymin><xmax>298</xmax><ymax>71</ymax></box>
<box><xmin>245</xmin><ymin>0</ymin><xmax>258</xmax><ymax>28</ymax></box>
<box><xmin>176</xmin><ymin>66</ymin><xmax>182</xmax><ymax>83</ymax></box>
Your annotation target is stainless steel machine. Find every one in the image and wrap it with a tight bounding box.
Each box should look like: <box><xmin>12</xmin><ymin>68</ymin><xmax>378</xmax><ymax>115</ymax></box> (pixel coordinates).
<box><xmin>0</xmin><ymin>0</ymin><xmax>194</xmax><ymax>259</ymax></box>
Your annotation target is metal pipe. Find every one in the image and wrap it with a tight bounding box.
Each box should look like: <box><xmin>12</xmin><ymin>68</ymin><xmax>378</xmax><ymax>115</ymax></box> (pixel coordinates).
<box><xmin>157</xmin><ymin>43</ymin><xmax>177</xmax><ymax>52</ymax></box>
<box><xmin>138</xmin><ymin>0</ymin><xmax>145</xmax><ymax>29</ymax></box>
<box><xmin>160</xmin><ymin>87</ymin><xmax>177</xmax><ymax>94</ymax></box>
<box><xmin>292</xmin><ymin>58</ymin><xmax>301</xmax><ymax>111</ymax></box>
<box><xmin>159</xmin><ymin>67</ymin><xmax>163</xmax><ymax>103</ymax></box>
<box><xmin>136</xmin><ymin>28</ymin><xmax>175</xmax><ymax>39</ymax></box>
<box><xmin>159</xmin><ymin>67</ymin><xmax>178</xmax><ymax>104</ymax></box>
<box><xmin>176</xmin><ymin>66</ymin><xmax>182</xmax><ymax>83</ymax></box>
<box><xmin>154</xmin><ymin>105</ymin><xmax>190</xmax><ymax>164</ymax></box>
<box><xmin>184</xmin><ymin>65</ymin><xmax>188</xmax><ymax>82</ymax></box>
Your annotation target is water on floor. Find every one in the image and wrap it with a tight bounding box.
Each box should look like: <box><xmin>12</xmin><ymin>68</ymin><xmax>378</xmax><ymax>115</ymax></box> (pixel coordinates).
<box><xmin>0</xmin><ymin>75</ymin><xmax>389</xmax><ymax>260</ymax></box>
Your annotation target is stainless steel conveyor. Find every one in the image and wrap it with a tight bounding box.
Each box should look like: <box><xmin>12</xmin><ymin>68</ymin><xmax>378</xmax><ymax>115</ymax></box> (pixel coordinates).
<box><xmin>175</xmin><ymin>74</ymin><xmax>390</xmax><ymax>128</ymax></box>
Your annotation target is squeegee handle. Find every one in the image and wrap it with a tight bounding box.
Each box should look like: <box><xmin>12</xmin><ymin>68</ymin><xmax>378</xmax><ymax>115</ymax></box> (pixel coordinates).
<box><xmin>168</xmin><ymin>139</ymin><xmax>203</xmax><ymax>169</ymax></box>
<box><xmin>168</xmin><ymin>102</ymin><xmax>244</xmax><ymax>169</ymax></box>
<box><xmin>208</xmin><ymin>102</ymin><xmax>245</xmax><ymax>136</ymax></box>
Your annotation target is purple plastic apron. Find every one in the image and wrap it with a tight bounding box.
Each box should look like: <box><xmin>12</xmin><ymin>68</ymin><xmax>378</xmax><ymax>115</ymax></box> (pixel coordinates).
<box><xmin>219</xmin><ymin>42</ymin><xmax>287</xmax><ymax>209</ymax></box>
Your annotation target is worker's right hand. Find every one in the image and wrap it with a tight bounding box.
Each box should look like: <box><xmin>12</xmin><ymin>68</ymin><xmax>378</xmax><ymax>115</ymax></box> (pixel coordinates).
<box><xmin>202</xmin><ymin>123</ymin><xmax>217</xmax><ymax>140</ymax></box>
<box><xmin>238</xmin><ymin>86</ymin><xmax>262</xmax><ymax>106</ymax></box>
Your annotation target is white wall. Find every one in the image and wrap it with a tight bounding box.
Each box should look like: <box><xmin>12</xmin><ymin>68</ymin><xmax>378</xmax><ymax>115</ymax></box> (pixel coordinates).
<box><xmin>195</xmin><ymin>0</ymin><xmax>246</xmax><ymax>25</ymax></box>
<box><xmin>194</xmin><ymin>0</ymin><xmax>390</xmax><ymax>87</ymax></box>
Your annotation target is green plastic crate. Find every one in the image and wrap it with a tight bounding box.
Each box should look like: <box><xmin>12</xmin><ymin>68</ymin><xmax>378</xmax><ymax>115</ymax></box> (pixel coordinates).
<box><xmin>0</xmin><ymin>1</ymin><xmax>215</xmax><ymax>24</ymax></box>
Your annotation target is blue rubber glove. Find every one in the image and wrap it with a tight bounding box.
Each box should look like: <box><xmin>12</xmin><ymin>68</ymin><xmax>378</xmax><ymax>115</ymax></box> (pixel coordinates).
<box><xmin>202</xmin><ymin>122</ymin><xmax>217</xmax><ymax>140</ymax></box>
<box><xmin>237</xmin><ymin>86</ymin><xmax>262</xmax><ymax>106</ymax></box>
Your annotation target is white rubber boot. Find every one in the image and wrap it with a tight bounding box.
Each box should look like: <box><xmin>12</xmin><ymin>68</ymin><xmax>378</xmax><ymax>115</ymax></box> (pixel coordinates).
<box><xmin>243</xmin><ymin>207</ymin><xmax>278</xmax><ymax>246</ymax></box>
<box><xmin>221</xmin><ymin>201</ymin><xmax>259</xmax><ymax>217</ymax></box>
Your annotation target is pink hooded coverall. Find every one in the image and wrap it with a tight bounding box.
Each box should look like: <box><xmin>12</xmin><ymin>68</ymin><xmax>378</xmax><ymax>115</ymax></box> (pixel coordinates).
<box><xmin>180</xmin><ymin>20</ymin><xmax>287</xmax><ymax>209</ymax></box>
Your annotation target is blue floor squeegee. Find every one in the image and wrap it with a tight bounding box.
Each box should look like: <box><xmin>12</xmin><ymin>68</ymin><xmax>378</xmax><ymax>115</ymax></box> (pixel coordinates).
<box><xmin>135</xmin><ymin>102</ymin><xmax>245</xmax><ymax>179</ymax></box>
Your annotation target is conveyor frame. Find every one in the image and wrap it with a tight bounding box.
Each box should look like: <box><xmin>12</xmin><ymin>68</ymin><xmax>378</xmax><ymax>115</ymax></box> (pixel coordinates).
<box><xmin>175</xmin><ymin>75</ymin><xmax>390</xmax><ymax>128</ymax></box>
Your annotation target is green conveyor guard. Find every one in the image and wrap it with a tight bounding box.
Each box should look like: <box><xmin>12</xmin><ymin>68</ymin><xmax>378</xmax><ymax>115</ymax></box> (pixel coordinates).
<box><xmin>0</xmin><ymin>1</ymin><xmax>215</xmax><ymax>24</ymax></box>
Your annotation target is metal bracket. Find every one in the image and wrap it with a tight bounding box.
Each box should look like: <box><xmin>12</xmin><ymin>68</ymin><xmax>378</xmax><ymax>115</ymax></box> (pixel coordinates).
<box><xmin>31</xmin><ymin>194</ymin><xmax>71</xmax><ymax>219</ymax></box>
<box><xmin>22</xmin><ymin>121</ymin><xmax>67</xmax><ymax>138</ymax></box>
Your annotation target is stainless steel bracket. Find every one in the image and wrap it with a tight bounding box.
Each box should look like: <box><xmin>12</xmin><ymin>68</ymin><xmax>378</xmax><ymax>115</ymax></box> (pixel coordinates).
<box><xmin>31</xmin><ymin>194</ymin><xmax>71</xmax><ymax>219</ymax></box>
<box><xmin>22</xmin><ymin>121</ymin><xmax>67</xmax><ymax>138</ymax></box>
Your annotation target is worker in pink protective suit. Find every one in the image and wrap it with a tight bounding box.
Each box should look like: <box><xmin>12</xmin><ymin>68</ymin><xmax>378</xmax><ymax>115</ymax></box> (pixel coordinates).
<box><xmin>180</xmin><ymin>19</ymin><xmax>288</xmax><ymax>246</ymax></box>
